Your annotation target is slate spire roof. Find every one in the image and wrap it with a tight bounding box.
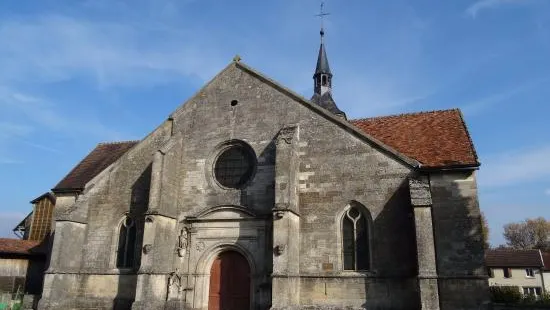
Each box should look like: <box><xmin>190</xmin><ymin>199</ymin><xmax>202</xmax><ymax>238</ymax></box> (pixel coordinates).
<box><xmin>311</xmin><ymin>28</ymin><xmax>346</xmax><ymax>118</ymax></box>
<box><xmin>315</xmin><ymin>29</ymin><xmax>331</xmax><ymax>76</ymax></box>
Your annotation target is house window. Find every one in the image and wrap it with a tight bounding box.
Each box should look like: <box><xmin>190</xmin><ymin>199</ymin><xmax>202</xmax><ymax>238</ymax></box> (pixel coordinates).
<box><xmin>487</xmin><ymin>268</ymin><xmax>494</xmax><ymax>278</ymax></box>
<box><xmin>343</xmin><ymin>207</ymin><xmax>370</xmax><ymax>271</ymax></box>
<box><xmin>503</xmin><ymin>268</ymin><xmax>512</xmax><ymax>278</ymax></box>
<box><xmin>525</xmin><ymin>268</ymin><xmax>535</xmax><ymax>277</ymax></box>
<box><xmin>523</xmin><ymin>287</ymin><xmax>542</xmax><ymax>297</ymax></box>
<box><xmin>117</xmin><ymin>217</ymin><xmax>137</xmax><ymax>268</ymax></box>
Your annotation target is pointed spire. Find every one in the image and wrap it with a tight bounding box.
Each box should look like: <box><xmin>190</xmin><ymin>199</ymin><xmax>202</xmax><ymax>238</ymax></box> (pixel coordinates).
<box><xmin>311</xmin><ymin>3</ymin><xmax>346</xmax><ymax>119</ymax></box>
<box><xmin>313</xmin><ymin>27</ymin><xmax>332</xmax><ymax>96</ymax></box>
<box><xmin>315</xmin><ymin>28</ymin><xmax>331</xmax><ymax>75</ymax></box>
<box><xmin>310</xmin><ymin>25</ymin><xmax>346</xmax><ymax>119</ymax></box>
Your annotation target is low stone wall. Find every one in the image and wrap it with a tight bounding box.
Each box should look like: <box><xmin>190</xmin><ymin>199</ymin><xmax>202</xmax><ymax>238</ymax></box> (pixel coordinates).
<box><xmin>492</xmin><ymin>304</ymin><xmax>550</xmax><ymax>310</ymax></box>
<box><xmin>0</xmin><ymin>258</ymin><xmax>28</xmax><ymax>295</ymax></box>
<box><xmin>271</xmin><ymin>307</ymin><xmax>365</xmax><ymax>310</ymax></box>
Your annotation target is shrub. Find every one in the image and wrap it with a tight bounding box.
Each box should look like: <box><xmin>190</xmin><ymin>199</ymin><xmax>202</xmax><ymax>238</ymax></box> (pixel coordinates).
<box><xmin>489</xmin><ymin>286</ymin><xmax>522</xmax><ymax>304</ymax></box>
<box><xmin>522</xmin><ymin>293</ymin><xmax>537</xmax><ymax>304</ymax></box>
<box><xmin>538</xmin><ymin>292</ymin><xmax>550</xmax><ymax>305</ymax></box>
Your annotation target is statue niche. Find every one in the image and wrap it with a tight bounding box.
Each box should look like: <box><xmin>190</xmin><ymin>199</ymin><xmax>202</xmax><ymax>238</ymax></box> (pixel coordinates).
<box><xmin>176</xmin><ymin>228</ymin><xmax>189</xmax><ymax>257</ymax></box>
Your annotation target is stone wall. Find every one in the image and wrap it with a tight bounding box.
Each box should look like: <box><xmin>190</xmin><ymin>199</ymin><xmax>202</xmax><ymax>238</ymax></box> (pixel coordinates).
<box><xmin>0</xmin><ymin>255</ymin><xmax>46</xmax><ymax>298</ymax></box>
<box><xmin>492</xmin><ymin>305</ymin><xmax>550</xmax><ymax>310</ymax></box>
<box><xmin>39</xmin><ymin>121</ymin><xmax>173</xmax><ymax>310</ymax></box>
<box><xmin>165</xmin><ymin>63</ymin><xmax>419</xmax><ymax>309</ymax></box>
<box><xmin>0</xmin><ymin>257</ymin><xmax>27</xmax><ymax>296</ymax></box>
<box><xmin>40</xmin><ymin>61</ymin><xmax>490</xmax><ymax>309</ymax></box>
<box><xmin>430</xmin><ymin>171</ymin><xmax>491</xmax><ymax>309</ymax></box>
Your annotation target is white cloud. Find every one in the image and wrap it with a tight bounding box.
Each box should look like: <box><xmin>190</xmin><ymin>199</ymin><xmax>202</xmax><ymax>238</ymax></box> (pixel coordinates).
<box><xmin>461</xmin><ymin>79</ymin><xmax>546</xmax><ymax>116</ymax></box>
<box><xmin>0</xmin><ymin>158</ymin><xmax>24</xmax><ymax>165</ymax></box>
<box><xmin>0</xmin><ymin>87</ymin><xmax>124</xmax><ymax>140</ymax></box>
<box><xmin>478</xmin><ymin>145</ymin><xmax>550</xmax><ymax>188</ymax></box>
<box><xmin>21</xmin><ymin>141</ymin><xmax>62</xmax><ymax>154</ymax></box>
<box><xmin>0</xmin><ymin>122</ymin><xmax>33</xmax><ymax>139</ymax></box>
<box><xmin>466</xmin><ymin>0</ymin><xmax>536</xmax><ymax>18</ymax></box>
<box><xmin>0</xmin><ymin>86</ymin><xmax>129</xmax><ymax>163</ymax></box>
<box><xmin>0</xmin><ymin>15</ymin><xmax>228</xmax><ymax>88</ymax></box>
<box><xmin>0</xmin><ymin>212</ymin><xmax>28</xmax><ymax>238</ymax></box>
<box><xmin>335</xmin><ymin>74</ymin><xmax>433</xmax><ymax>117</ymax></box>
<box><xmin>0</xmin><ymin>121</ymin><xmax>33</xmax><ymax>164</ymax></box>
<box><xmin>0</xmin><ymin>2</ymin><xmax>436</xmax><ymax>120</ymax></box>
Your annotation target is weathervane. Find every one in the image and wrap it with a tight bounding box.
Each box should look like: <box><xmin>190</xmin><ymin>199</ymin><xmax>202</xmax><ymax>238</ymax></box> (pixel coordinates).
<box><xmin>315</xmin><ymin>1</ymin><xmax>330</xmax><ymax>39</ymax></box>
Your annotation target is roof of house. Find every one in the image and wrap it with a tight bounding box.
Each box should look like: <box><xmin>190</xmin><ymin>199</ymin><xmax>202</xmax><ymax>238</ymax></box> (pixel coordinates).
<box><xmin>52</xmin><ymin>141</ymin><xmax>138</xmax><ymax>193</ymax></box>
<box><xmin>485</xmin><ymin>249</ymin><xmax>544</xmax><ymax>268</ymax></box>
<box><xmin>542</xmin><ymin>252</ymin><xmax>550</xmax><ymax>271</ymax></box>
<box><xmin>12</xmin><ymin>212</ymin><xmax>32</xmax><ymax>233</ymax></box>
<box><xmin>49</xmin><ymin>63</ymin><xmax>480</xmax><ymax>193</ymax></box>
<box><xmin>350</xmin><ymin>109</ymin><xmax>479</xmax><ymax>168</ymax></box>
<box><xmin>30</xmin><ymin>192</ymin><xmax>56</xmax><ymax>204</ymax></box>
<box><xmin>0</xmin><ymin>238</ymin><xmax>45</xmax><ymax>256</ymax></box>
<box><xmin>50</xmin><ymin>110</ymin><xmax>477</xmax><ymax>193</ymax></box>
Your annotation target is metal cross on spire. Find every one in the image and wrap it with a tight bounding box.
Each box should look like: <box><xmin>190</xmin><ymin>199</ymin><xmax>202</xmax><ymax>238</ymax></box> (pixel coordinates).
<box><xmin>315</xmin><ymin>2</ymin><xmax>330</xmax><ymax>39</ymax></box>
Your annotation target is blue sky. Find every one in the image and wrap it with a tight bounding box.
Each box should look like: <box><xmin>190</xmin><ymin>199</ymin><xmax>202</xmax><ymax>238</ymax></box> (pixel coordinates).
<box><xmin>0</xmin><ymin>0</ymin><xmax>548</xmax><ymax>246</ymax></box>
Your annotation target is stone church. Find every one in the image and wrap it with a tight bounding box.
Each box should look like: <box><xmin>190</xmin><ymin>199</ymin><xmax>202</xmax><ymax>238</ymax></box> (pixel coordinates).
<box><xmin>38</xmin><ymin>29</ymin><xmax>489</xmax><ymax>310</ymax></box>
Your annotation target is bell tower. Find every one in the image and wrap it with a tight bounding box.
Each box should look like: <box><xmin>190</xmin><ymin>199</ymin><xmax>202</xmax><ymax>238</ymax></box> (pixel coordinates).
<box><xmin>313</xmin><ymin>28</ymin><xmax>332</xmax><ymax>96</ymax></box>
<box><xmin>310</xmin><ymin>3</ymin><xmax>346</xmax><ymax>119</ymax></box>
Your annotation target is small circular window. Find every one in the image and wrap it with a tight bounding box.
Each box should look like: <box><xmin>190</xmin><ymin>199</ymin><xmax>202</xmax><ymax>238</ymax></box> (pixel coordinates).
<box><xmin>214</xmin><ymin>145</ymin><xmax>256</xmax><ymax>189</ymax></box>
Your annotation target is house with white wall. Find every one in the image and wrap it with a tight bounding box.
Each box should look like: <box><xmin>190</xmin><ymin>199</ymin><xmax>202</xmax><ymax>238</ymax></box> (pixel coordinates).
<box><xmin>486</xmin><ymin>249</ymin><xmax>545</xmax><ymax>298</ymax></box>
<box><xmin>542</xmin><ymin>252</ymin><xmax>550</xmax><ymax>293</ymax></box>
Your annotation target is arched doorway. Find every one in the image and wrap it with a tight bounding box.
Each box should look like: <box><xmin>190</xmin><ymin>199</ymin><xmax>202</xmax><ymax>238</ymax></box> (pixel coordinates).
<box><xmin>208</xmin><ymin>250</ymin><xmax>251</xmax><ymax>310</ymax></box>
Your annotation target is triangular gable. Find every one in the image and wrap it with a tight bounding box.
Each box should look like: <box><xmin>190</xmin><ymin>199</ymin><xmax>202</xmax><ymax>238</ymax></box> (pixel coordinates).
<box><xmin>170</xmin><ymin>59</ymin><xmax>421</xmax><ymax>169</ymax></box>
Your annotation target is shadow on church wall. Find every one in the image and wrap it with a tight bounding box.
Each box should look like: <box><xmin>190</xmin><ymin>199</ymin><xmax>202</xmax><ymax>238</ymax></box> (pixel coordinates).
<box><xmin>361</xmin><ymin>178</ymin><xmax>419</xmax><ymax>309</ymax></box>
<box><xmin>240</xmin><ymin>139</ymin><xmax>276</xmax><ymax>215</ymax></box>
<box><xmin>430</xmin><ymin>171</ymin><xmax>489</xmax><ymax>309</ymax></box>
<box><xmin>360</xmin><ymin>172</ymin><xmax>488</xmax><ymax>309</ymax></box>
<box><xmin>114</xmin><ymin>163</ymin><xmax>152</xmax><ymax>310</ymax></box>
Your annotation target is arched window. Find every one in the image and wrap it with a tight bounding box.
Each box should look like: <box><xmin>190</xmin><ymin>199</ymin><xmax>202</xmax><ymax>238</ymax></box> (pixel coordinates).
<box><xmin>322</xmin><ymin>75</ymin><xmax>327</xmax><ymax>86</ymax></box>
<box><xmin>342</xmin><ymin>206</ymin><xmax>370</xmax><ymax>271</ymax></box>
<box><xmin>117</xmin><ymin>217</ymin><xmax>137</xmax><ymax>268</ymax></box>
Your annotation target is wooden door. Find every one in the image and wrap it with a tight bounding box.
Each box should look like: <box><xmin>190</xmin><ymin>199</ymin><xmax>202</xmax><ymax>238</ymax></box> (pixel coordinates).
<box><xmin>208</xmin><ymin>251</ymin><xmax>251</xmax><ymax>310</ymax></box>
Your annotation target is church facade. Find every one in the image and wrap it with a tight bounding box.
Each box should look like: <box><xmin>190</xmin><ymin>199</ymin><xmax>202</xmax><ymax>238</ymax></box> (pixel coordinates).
<box><xmin>38</xmin><ymin>32</ymin><xmax>489</xmax><ymax>310</ymax></box>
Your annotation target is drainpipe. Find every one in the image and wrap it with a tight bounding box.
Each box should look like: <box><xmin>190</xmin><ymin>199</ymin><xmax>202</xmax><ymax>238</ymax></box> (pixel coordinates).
<box><xmin>539</xmin><ymin>250</ymin><xmax>546</xmax><ymax>294</ymax></box>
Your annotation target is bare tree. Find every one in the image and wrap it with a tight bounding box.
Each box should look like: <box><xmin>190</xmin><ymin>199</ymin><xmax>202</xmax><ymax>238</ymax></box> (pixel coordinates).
<box><xmin>503</xmin><ymin>217</ymin><xmax>550</xmax><ymax>250</ymax></box>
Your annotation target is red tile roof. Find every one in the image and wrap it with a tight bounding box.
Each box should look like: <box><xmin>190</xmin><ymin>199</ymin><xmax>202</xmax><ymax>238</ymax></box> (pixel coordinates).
<box><xmin>0</xmin><ymin>238</ymin><xmax>44</xmax><ymax>256</ymax></box>
<box><xmin>542</xmin><ymin>252</ymin><xmax>550</xmax><ymax>271</ymax></box>
<box><xmin>350</xmin><ymin>109</ymin><xmax>479</xmax><ymax>168</ymax></box>
<box><xmin>51</xmin><ymin>109</ymin><xmax>476</xmax><ymax>193</ymax></box>
<box><xmin>485</xmin><ymin>249</ymin><xmax>544</xmax><ymax>267</ymax></box>
<box><xmin>53</xmin><ymin>141</ymin><xmax>138</xmax><ymax>192</ymax></box>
